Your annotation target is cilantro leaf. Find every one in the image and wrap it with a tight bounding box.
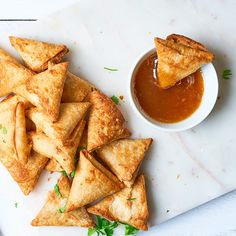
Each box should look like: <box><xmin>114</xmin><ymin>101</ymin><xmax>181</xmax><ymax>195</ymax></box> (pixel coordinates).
<box><xmin>2</xmin><ymin>127</ymin><xmax>7</xmax><ymax>134</ymax></box>
<box><xmin>58</xmin><ymin>205</ymin><xmax>66</xmax><ymax>213</ymax></box>
<box><xmin>125</xmin><ymin>224</ymin><xmax>139</xmax><ymax>236</ymax></box>
<box><xmin>111</xmin><ymin>95</ymin><xmax>119</xmax><ymax>105</ymax></box>
<box><xmin>127</xmin><ymin>198</ymin><xmax>136</xmax><ymax>201</ymax></box>
<box><xmin>88</xmin><ymin>228</ymin><xmax>96</xmax><ymax>236</ymax></box>
<box><xmin>70</xmin><ymin>170</ymin><xmax>75</xmax><ymax>178</ymax></box>
<box><xmin>222</xmin><ymin>69</ymin><xmax>232</xmax><ymax>80</ymax></box>
<box><xmin>104</xmin><ymin>67</ymin><xmax>118</xmax><ymax>72</ymax></box>
<box><xmin>54</xmin><ymin>183</ymin><xmax>61</xmax><ymax>197</ymax></box>
<box><xmin>88</xmin><ymin>216</ymin><xmax>119</xmax><ymax>236</ymax></box>
<box><xmin>14</xmin><ymin>202</ymin><xmax>18</xmax><ymax>208</ymax></box>
<box><xmin>60</xmin><ymin>170</ymin><xmax>68</xmax><ymax>177</ymax></box>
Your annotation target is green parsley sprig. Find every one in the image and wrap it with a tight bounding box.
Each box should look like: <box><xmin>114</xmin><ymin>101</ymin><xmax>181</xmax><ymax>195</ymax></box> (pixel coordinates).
<box><xmin>111</xmin><ymin>95</ymin><xmax>119</xmax><ymax>105</ymax></box>
<box><xmin>124</xmin><ymin>224</ymin><xmax>139</xmax><ymax>236</ymax></box>
<box><xmin>222</xmin><ymin>69</ymin><xmax>232</xmax><ymax>80</ymax></box>
<box><xmin>88</xmin><ymin>216</ymin><xmax>119</xmax><ymax>236</ymax></box>
<box><xmin>58</xmin><ymin>205</ymin><xmax>66</xmax><ymax>213</ymax></box>
<box><xmin>54</xmin><ymin>183</ymin><xmax>61</xmax><ymax>197</ymax></box>
<box><xmin>127</xmin><ymin>198</ymin><xmax>136</xmax><ymax>201</ymax></box>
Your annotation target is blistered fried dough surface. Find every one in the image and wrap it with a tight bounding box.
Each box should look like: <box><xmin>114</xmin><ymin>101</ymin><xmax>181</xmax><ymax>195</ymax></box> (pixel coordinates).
<box><xmin>97</xmin><ymin>138</ymin><xmax>152</xmax><ymax>186</ymax></box>
<box><xmin>62</xmin><ymin>72</ymin><xmax>95</xmax><ymax>102</ymax></box>
<box><xmin>26</xmin><ymin>62</ymin><xmax>68</xmax><ymax>121</ymax></box>
<box><xmin>66</xmin><ymin>151</ymin><xmax>123</xmax><ymax>211</ymax></box>
<box><xmin>0</xmin><ymin>150</ymin><xmax>48</xmax><ymax>195</ymax></box>
<box><xmin>88</xmin><ymin>174</ymin><xmax>149</xmax><ymax>231</ymax></box>
<box><xmin>9</xmin><ymin>36</ymin><xmax>68</xmax><ymax>72</ymax></box>
<box><xmin>0</xmin><ymin>60</ymin><xmax>34</xmax><ymax>97</ymax></box>
<box><xmin>155</xmin><ymin>34</ymin><xmax>214</xmax><ymax>88</ymax></box>
<box><xmin>87</xmin><ymin>91</ymin><xmax>130</xmax><ymax>151</ymax></box>
<box><xmin>31</xmin><ymin>175</ymin><xmax>94</xmax><ymax>227</ymax></box>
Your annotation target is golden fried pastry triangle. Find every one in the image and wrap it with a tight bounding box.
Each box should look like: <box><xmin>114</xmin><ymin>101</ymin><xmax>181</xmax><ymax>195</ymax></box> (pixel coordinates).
<box><xmin>88</xmin><ymin>174</ymin><xmax>149</xmax><ymax>231</ymax></box>
<box><xmin>0</xmin><ymin>150</ymin><xmax>48</xmax><ymax>195</ymax></box>
<box><xmin>46</xmin><ymin>123</ymin><xmax>88</xmax><ymax>173</ymax></box>
<box><xmin>66</xmin><ymin>150</ymin><xmax>124</xmax><ymax>211</ymax></box>
<box><xmin>0</xmin><ymin>60</ymin><xmax>34</xmax><ymax>96</ymax></box>
<box><xmin>26</xmin><ymin>102</ymin><xmax>90</xmax><ymax>141</ymax></box>
<box><xmin>87</xmin><ymin>91</ymin><xmax>130</xmax><ymax>151</ymax></box>
<box><xmin>0</xmin><ymin>48</ymin><xmax>22</xmax><ymax>65</ymax></box>
<box><xmin>0</xmin><ymin>98</ymin><xmax>31</xmax><ymax>164</ymax></box>
<box><xmin>26</xmin><ymin>62</ymin><xmax>68</xmax><ymax>121</ymax></box>
<box><xmin>62</xmin><ymin>72</ymin><xmax>95</xmax><ymax>102</ymax></box>
<box><xmin>29</xmin><ymin>120</ymin><xmax>86</xmax><ymax>174</ymax></box>
<box><xmin>9</xmin><ymin>36</ymin><xmax>69</xmax><ymax>72</ymax></box>
<box><xmin>97</xmin><ymin>138</ymin><xmax>152</xmax><ymax>187</ymax></box>
<box><xmin>154</xmin><ymin>34</ymin><xmax>214</xmax><ymax>88</ymax></box>
<box><xmin>31</xmin><ymin>175</ymin><xmax>94</xmax><ymax>227</ymax></box>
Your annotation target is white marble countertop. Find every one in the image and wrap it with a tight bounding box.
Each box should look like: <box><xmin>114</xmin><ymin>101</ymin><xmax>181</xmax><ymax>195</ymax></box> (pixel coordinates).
<box><xmin>0</xmin><ymin>1</ymin><xmax>236</xmax><ymax>236</ymax></box>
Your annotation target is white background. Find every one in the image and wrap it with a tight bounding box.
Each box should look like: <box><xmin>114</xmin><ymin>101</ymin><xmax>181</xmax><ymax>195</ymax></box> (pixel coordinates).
<box><xmin>0</xmin><ymin>1</ymin><xmax>236</xmax><ymax>235</ymax></box>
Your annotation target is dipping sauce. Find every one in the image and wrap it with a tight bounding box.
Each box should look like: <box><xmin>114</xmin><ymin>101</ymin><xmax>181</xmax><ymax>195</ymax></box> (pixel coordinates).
<box><xmin>133</xmin><ymin>52</ymin><xmax>204</xmax><ymax>123</ymax></box>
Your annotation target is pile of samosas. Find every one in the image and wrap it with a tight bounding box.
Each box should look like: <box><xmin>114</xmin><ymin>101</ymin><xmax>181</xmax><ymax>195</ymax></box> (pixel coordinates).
<box><xmin>0</xmin><ymin>36</ymin><xmax>153</xmax><ymax>231</ymax></box>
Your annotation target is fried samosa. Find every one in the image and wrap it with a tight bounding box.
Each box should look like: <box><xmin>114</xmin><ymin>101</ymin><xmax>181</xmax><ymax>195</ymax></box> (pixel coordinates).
<box><xmin>87</xmin><ymin>91</ymin><xmax>130</xmax><ymax>151</ymax></box>
<box><xmin>154</xmin><ymin>34</ymin><xmax>214</xmax><ymax>88</ymax></box>
<box><xmin>97</xmin><ymin>138</ymin><xmax>152</xmax><ymax>187</ymax></box>
<box><xmin>31</xmin><ymin>175</ymin><xmax>94</xmax><ymax>227</ymax></box>
<box><xmin>66</xmin><ymin>150</ymin><xmax>123</xmax><ymax>211</ymax></box>
<box><xmin>62</xmin><ymin>72</ymin><xmax>95</xmax><ymax>102</ymax></box>
<box><xmin>29</xmin><ymin>120</ymin><xmax>85</xmax><ymax>174</ymax></box>
<box><xmin>25</xmin><ymin>62</ymin><xmax>68</xmax><ymax>121</ymax></box>
<box><xmin>9</xmin><ymin>36</ymin><xmax>69</xmax><ymax>72</ymax></box>
<box><xmin>0</xmin><ymin>150</ymin><xmax>48</xmax><ymax>195</ymax></box>
<box><xmin>26</xmin><ymin>102</ymin><xmax>90</xmax><ymax>141</ymax></box>
<box><xmin>87</xmin><ymin>174</ymin><xmax>149</xmax><ymax>231</ymax></box>
<box><xmin>0</xmin><ymin>60</ymin><xmax>33</xmax><ymax>96</ymax></box>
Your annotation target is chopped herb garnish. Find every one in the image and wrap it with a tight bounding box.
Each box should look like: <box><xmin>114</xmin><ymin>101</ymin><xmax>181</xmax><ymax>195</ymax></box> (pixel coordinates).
<box><xmin>60</xmin><ymin>170</ymin><xmax>68</xmax><ymax>177</ymax></box>
<box><xmin>124</xmin><ymin>224</ymin><xmax>139</xmax><ymax>236</ymax></box>
<box><xmin>88</xmin><ymin>216</ymin><xmax>119</xmax><ymax>236</ymax></box>
<box><xmin>54</xmin><ymin>183</ymin><xmax>61</xmax><ymax>197</ymax></box>
<box><xmin>58</xmin><ymin>205</ymin><xmax>66</xmax><ymax>213</ymax></box>
<box><xmin>70</xmin><ymin>170</ymin><xmax>76</xmax><ymax>178</ymax></box>
<box><xmin>14</xmin><ymin>202</ymin><xmax>18</xmax><ymax>208</ymax></box>
<box><xmin>127</xmin><ymin>198</ymin><xmax>136</xmax><ymax>201</ymax></box>
<box><xmin>104</xmin><ymin>67</ymin><xmax>118</xmax><ymax>72</ymax></box>
<box><xmin>222</xmin><ymin>69</ymin><xmax>232</xmax><ymax>80</ymax></box>
<box><xmin>2</xmin><ymin>127</ymin><xmax>7</xmax><ymax>134</ymax></box>
<box><xmin>111</xmin><ymin>95</ymin><xmax>119</xmax><ymax>105</ymax></box>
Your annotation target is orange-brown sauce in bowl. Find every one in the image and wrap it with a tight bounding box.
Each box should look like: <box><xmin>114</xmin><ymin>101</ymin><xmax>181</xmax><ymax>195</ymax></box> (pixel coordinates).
<box><xmin>133</xmin><ymin>52</ymin><xmax>204</xmax><ymax>123</ymax></box>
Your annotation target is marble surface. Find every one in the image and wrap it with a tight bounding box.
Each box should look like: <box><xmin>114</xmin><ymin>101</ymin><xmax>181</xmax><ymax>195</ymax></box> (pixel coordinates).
<box><xmin>0</xmin><ymin>0</ymin><xmax>236</xmax><ymax>235</ymax></box>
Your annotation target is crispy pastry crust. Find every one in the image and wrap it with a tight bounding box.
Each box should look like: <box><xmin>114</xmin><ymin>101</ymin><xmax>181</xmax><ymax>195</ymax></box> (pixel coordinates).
<box><xmin>87</xmin><ymin>91</ymin><xmax>130</xmax><ymax>151</ymax></box>
<box><xmin>66</xmin><ymin>150</ymin><xmax>123</xmax><ymax>211</ymax></box>
<box><xmin>31</xmin><ymin>175</ymin><xmax>94</xmax><ymax>227</ymax></box>
<box><xmin>9</xmin><ymin>36</ymin><xmax>69</xmax><ymax>72</ymax></box>
<box><xmin>87</xmin><ymin>174</ymin><xmax>149</xmax><ymax>231</ymax></box>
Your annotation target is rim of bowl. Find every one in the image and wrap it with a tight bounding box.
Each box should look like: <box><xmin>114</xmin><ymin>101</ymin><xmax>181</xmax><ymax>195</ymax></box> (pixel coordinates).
<box><xmin>129</xmin><ymin>48</ymin><xmax>219</xmax><ymax>132</ymax></box>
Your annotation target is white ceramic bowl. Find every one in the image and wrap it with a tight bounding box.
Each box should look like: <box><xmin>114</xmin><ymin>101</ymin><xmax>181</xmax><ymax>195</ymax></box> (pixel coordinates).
<box><xmin>129</xmin><ymin>48</ymin><xmax>218</xmax><ymax>132</ymax></box>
